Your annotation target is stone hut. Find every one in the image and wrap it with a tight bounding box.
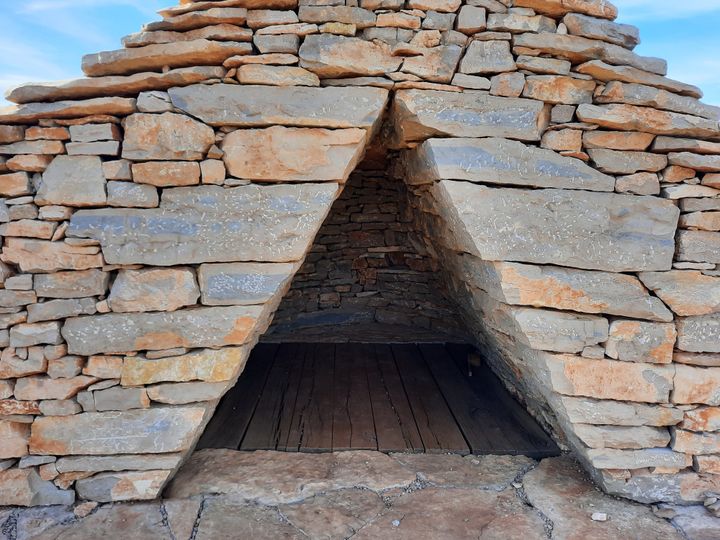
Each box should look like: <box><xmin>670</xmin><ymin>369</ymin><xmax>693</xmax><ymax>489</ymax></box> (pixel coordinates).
<box><xmin>0</xmin><ymin>0</ymin><xmax>719</xmax><ymax>507</ymax></box>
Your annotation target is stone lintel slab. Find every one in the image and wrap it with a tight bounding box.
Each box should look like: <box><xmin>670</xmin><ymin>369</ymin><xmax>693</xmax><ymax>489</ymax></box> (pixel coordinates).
<box><xmin>543</xmin><ymin>354</ymin><xmax>674</xmax><ymax>403</ymax></box>
<box><xmin>198</xmin><ymin>262</ymin><xmax>299</xmax><ymax>306</ymax></box>
<box><xmin>62</xmin><ymin>306</ymin><xmax>264</xmax><ymax>355</ymax></box>
<box><xmin>121</xmin><ymin>347</ymin><xmax>249</xmax><ymax>386</ymax></box>
<box><xmin>67</xmin><ymin>184</ymin><xmax>340</xmax><ymax>266</ymax></box>
<box><xmin>456</xmin><ymin>258</ymin><xmax>673</xmax><ymax>322</ymax></box>
<box><xmin>432</xmin><ymin>182</ymin><xmax>679</xmax><ymax>273</ymax></box>
<box><xmin>168</xmin><ymin>83</ymin><xmax>389</xmax><ymax>129</ymax></box>
<box><xmin>222</xmin><ymin>126</ymin><xmax>367</xmax><ymax>182</ymax></box>
<box><xmin>29</xmin><ymin>407</ymin><xmax>208</xmax><ymax>455</ymax></box>
<box><xmin>0</xmin><ymin>98</ymin><xmax>137</xmax><ymax>125</ymax></box>
<box><xmin>5</xmin><ymin>67</ymin><xmax>226</xmax><ymax>105</ymax></box>
<box><xmin>403</xmin><ymin>137</ymin><xmax>615</xmax><ymax>191</ymax></box>
<box><xmin>390</xmin><ymin>89</ymin><xmax>550</xmax><ymax>147</ymax></box>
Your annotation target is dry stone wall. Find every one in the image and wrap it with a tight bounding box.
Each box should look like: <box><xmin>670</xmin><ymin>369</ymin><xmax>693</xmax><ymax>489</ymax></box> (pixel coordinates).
<box><xmin>0</xmin><ymin>0</ymin><xmax>718</xmax><ymax>507</ymax></box>
<box><xmin>267</xmin><ymin>158</ymin><xmax>469</xmax><ymax>342</ymax></box>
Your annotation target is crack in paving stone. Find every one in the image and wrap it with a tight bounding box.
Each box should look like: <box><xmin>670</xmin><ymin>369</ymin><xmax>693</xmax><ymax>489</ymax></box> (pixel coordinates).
<box><xmin>188</xmin><ymin>498</ymin><xmax>208</xmax><ymax>540</ymax></box>
<box><xmin>511</xmin><ymin>461</ymin><xmax>554</xmax><ymax>539</ymax></box>
<box><xmin>159</xmin><ymin>502</ymin><xmax>174</xmax><ymax>540</ymax></box>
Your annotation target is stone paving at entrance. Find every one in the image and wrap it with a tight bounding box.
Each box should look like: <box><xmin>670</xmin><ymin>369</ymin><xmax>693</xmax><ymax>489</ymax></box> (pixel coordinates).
<box><xmin>2</xmin><ymin>450</ymin><xmax>719</xmax><ymax>539</ymax></box>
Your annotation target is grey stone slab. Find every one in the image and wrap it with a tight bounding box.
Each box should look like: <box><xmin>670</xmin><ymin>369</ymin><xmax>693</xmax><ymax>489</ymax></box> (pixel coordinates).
<box><xmin>432</xmin><ymin>182</ymin><xmax>679</xmax><ymax>272</ymax></box>
<box><xmin>391</xmin><ymin>89</ymin><xmax>549</xmax><ymax>146</ymax></box>
<box><xmin>168</xmin><ymin>83</ymin><xmax>389</xmax><ymax>128</ymax></box>
<box><xmin>198</xmin><ymin>262</ymin><xmax>297</xmax><ymax>305</ymax></box>
<box><xmin>68</xmin><ymin>184</ymin><xmax>339</xmax><ymax>265</ymax></box>
<box><xmin>403</xmin><ymin>137</ymin><xmax>614</xmax><ymax>191</ymax></box>
<box><xmin>62</xmin><ymin>305</ymin><xmax>264</xmax><ymax>355</ymax></box>
<box><xmin>29</xmin><ymin>406</ymin><xmax>207</xmax><ymax>455</ymax></box>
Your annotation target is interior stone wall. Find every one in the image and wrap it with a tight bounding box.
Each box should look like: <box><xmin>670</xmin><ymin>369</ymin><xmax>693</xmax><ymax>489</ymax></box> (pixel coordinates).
<box><xmin>267</xmin><ymin>155</ymin><xmax>468</xmax><ymax>342</ymax></box>
<box><xmin>0</xmin><ymin>0</ymin><xmax>718</xmax><ymax>509</ymax></box>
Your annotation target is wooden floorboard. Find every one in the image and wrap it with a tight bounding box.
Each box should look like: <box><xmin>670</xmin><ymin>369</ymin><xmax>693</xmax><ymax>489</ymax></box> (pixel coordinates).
<box><xmin>240</xmin><ymin>344</ymin><xmax>295</xmax><ymax>451</ymax></box>
<box><xmin>276</xmin><ymin>343</ymin><xmax>309</xmax><ymax>452</ymax></box>
<box><xmin>445</xmin><ymin>343</ymin><xmax>559</xmax><ymax>458</ymax></box>
<box><xmin>374</xmin><ymin>344</ymin><xmax>424</xmax><ymax>453</ymax></box>
<box><xmin>392</xmin><ymin>344</ymin><xmax>470</xmax><ymax>454</ymax></box>
<box><xmin>345</xmin><ymin>344</ymin><xmax>377</xmax><ymax>450</ymax></box>
<box><xmin>197</xmin><ymin>343</ymin><xmax>278</xmax><ymax>450</ymax></box>
<box><xmin>421</xmin><ymin>343</ymin><xmax>514</xmax><ymax>454</ymax></box>
<box><xmin>299</xmin><ymin>343</ymin><xmax>335</xmax><ymax>452</ymax></box>
<box><xmin>201</xmin><ymin>342</ymin><xmax>559</xmax><ymax>458</ymax></box>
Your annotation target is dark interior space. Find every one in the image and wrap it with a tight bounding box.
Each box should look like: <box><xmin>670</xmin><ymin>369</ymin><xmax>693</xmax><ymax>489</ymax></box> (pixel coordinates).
<box><xmin>198</xmin><ymin>343</ymin><xmax>559</xmax><ymax>458</ymax></box>
<box><xmin>199</xmin><ymin>152</ymin><xmax>559</xmax><ymax>459</ymax></box>
<box><xmin>263</xmin><ymin>151</ymin><xmax>468</xmax><ymax>344</ymax></box>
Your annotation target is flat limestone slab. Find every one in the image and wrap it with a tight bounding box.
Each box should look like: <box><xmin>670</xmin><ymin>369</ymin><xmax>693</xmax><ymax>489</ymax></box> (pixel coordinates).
<box><xmin>222</xmin><ymin>126</ymin><xmax>366</xmax><ymax>182</ymax></box>
<box><xmin>433</xmin><ymin>182</ymin><xmax>679</xmax><ymax>272</ymax></box>
<box><xmin>29</xmin><ymin>407</ymin><xmax>207</xmax><ymax>455</ymax></box>
<box><xmin>62</xmin><ymin>305</ymin><xmax>264</xmax><ymax>355</ymax></box>
<box><xmin>0</xmin><ymin>98</ymin><xmax>136</xmax><ymax>124</ymax></box>
<box><xmin>457</xmin><ymin>259</ymin><xmax>673</xmax><ymax>322</ymax></box>
<box><xmin>5</xmin><ymin>67</ymin><xmax>225</xmax><ymax>104</ymax></box>
<box><xmin>68</xmin><ymin>184</ymin><xmax>339</xmax><ymax>265</ymax></box>
<box><xmin>168</xmin><ymin>84</ymin><xmax>389</xmax><ymax>128</ymax></box>
<box><xmin>391</xmin><ymin>89</ymin><xmax>549</xmax><ymax>146</ymax></box>
<box><xmin>403</xmin><ymin>137</ymin><xmax>614</xmax><ymax>191</ymax></box>
<box><xmin>82</xmin><ymin>39</ymin><xmax>251</xmax><ymax>77</ymax></box>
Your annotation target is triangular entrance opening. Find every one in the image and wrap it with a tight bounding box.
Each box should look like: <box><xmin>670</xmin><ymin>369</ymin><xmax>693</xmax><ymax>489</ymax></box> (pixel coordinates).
<box><xmin>198</xmin><ymin>146</ymin><xmax>558</xmax><ymax>458</ymax></box>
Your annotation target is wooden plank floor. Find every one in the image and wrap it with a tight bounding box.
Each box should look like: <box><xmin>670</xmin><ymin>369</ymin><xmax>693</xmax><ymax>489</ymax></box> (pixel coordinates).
<box><xmin>198</xmin><ymin>343</ymin><xmax>559</xmax><ymax>458</ymax></box>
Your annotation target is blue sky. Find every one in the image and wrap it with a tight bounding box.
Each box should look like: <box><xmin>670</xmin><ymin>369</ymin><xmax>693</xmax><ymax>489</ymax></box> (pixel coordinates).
<box><xmin>1</xmin><ymin>0</ymin><xmax>719</xmax><ymax>106</ymax></box>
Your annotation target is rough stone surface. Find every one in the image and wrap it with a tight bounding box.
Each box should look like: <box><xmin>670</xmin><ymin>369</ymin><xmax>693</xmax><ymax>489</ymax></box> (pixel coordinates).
<box><xmin>524</xmin><ymin>456</ymin><xmax>683</xmax><ymax>539</ymax></box>
<box><xmin>82</xmin><ymin>39</ymin><xmax>251</xmax><ymax>77</ymax></box>
<box><xmin>6</xmin><ymin>66</ymin><xmax>226</xmax><ymax>104</ymax></box>
<box><xmin>122</xmin><ymin>112</ymin><xmax>215</xmax><ymax>161</ymax></box>
<box><xmin>404</xmin><ymin>137</ymin><xmax>614</xmax><ymax>190</ymax></box>
<box><xmin>108</xmin><ymin>268</ymin><xmax>200</xmax><ymax>313</ymax></box>
<box><xmin>0</xmin><ymin>468</ymin><xmax>74</xmax><ymax>506</ymax></box>
<box><xmin>76</xmin><ymin>470</ymin><xmax>171</xmax><ymax>502</ymax></box>
<box><xmin>544</xmin><ymin>354</ymin><xmax>674</xmax><ymax>403</ymax></box>
<box><xmin>131</xmin><ymin>161</ymin><xmax>201</xmax><ymax>187</ymax></box>
<box><xmin>34</xmin><ymin>269</ymin><xmax>109</xmax><ymax>298</ymax></box>
<box><xmin>391</xmin><ymin>89</ymin><xmax>549</xmax><ymax>145</ymax></box>
<box><xmin>577</xmin><ymin>103</ymin><xmax>719</xmax><ymax>138</ymax></box>
<box><xmin>62</xmin><ymin>306</ymin><xmax>263</xmax><ymax>355</ymax></box>
<box><xmin>433</xmin><ymin>182</ymin><xmax>679</xmax><ymax>272</ymax></box>
<box><xmin>36</xmin><ymin>155</ymin><xmax>106</xmax><ymax>207</ymax></box>
<box><xmin>68</xmin><ymin>184</ymin><xmax>339</xmax><ymax>265</ymax></box>
<box><xmin>166</xmin><ymin>449</ymin><xmax>416</xmax><ymax>503</ymax></box>
<box><xmin>639</xmin><ymin>270</ymin><xmax>720</xmax><ymax>316</ymax></box>
<box><xmin>222</xmin><ymin>126</ymin><xmax>366</xmax><ymax>182</ymax></box>
<box><xmin>605</xmin><ymin>320</ymin><xmax>676</xmax><ymax>364</ymax></box>
<box><xmin>121</xmin><ymin>347</ymin><xmax>248</xmax><ymax>386</ymax></box>
<box><xmin>198</xmin><ymin>262</ymin><xmax>297</xmax><ymax>305</ymax></box>
<box><xmin>677</xmin><ymin>314</ymin><xmax>720</xmax><ymax>353</ymax></box>
<box><xmin>299</xmin><ymin>34</ymin><xmax>401</xmax><ymax>77</ymax></box>
<box><xmin>29</xmin><ymin>406</ymin><xmax>207</xmax><ymax>455</ymax></box>
<box><xmin>673</xmin><ymin>364</ymin><xmax>720</xmax><ymax>405</ymax></box>
<box><xmin>169</xmin><ymin>83</ymin><xmax>389</xmax><ymax>128</ymax></box>
<box><xmin>458</xmin><ymin>260</ymin><xmax>673</xmax><ymax>321</ymax></box>
<box><xmin>560</xmin><ymin>396</ymin><xmax>683</xmax><ymax>426</ymax></box>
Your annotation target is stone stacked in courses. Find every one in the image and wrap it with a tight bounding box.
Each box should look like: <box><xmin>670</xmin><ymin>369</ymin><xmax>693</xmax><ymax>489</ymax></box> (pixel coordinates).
<box><xmin>0</xmin><ymin>0</ymin><xmax>718</xmax><ymax>508</ymax></box>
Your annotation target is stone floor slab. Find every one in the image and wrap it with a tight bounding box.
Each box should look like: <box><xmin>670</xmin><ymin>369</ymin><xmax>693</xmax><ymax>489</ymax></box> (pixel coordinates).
<box><xmin>165</xmin><ymin>449</ymin><xmax>416</xmax><ymax>504</ymax></box>
<box><xmin>279</xmin><ymin>489</ymin><xmax>385</xmax><ymax>539</ymax></box>
<box><xmin>391</xmin><ymin>453</ymin><xmax>535</xmax><ymax>490</ymax></box>
<box><xmin>351</xmin><ymin>487</ymin><xmax>548</xmax><ymax>540</ymax></box>
<box><xmin>3</xmin><ymin>451</ymin><xmax>719</xmax><ymax>539</ymax></box>
<box><xmin>523</xmin><ymin>456</ymin><xmax>683</xmax><ymax>540</ymax></box>
<box><xmin>194</xmin><ymin>498</ymin><xmax>303</xmax><ymax>540</ymax></box>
